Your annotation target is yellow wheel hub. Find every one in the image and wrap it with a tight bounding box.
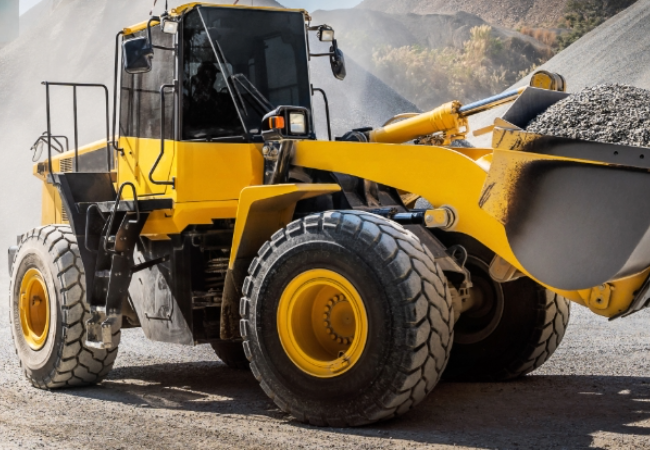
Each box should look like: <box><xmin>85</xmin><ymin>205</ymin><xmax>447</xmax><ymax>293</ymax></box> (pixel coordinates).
<box><xmin>277</xmin><ymin>269</ymin><xmax>368</xmax><ymax>378</ymax></box>
<box><xmin>19</xmin><ymin>268</ymin><xmax>50</xmax><ymax>351</ymax></box>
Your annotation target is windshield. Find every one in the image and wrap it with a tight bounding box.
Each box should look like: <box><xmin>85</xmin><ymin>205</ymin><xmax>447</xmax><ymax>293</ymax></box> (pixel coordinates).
<box><xmin>182</xmin><ymin>7</ymin><xmax>312</xmax><ymax>141</ymax></box>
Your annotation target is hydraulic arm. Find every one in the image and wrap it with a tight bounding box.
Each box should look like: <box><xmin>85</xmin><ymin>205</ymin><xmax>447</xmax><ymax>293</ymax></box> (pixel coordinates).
<box><xmin>369</xmin><ymin>71</ymin><xmax>566</xmax><ymax>145</ymax></box>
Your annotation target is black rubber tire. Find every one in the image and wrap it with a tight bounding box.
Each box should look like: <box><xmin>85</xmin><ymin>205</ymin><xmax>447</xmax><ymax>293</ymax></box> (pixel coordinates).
<box><xmin>439</xmin><ymin>233</ymin><xmax>570</xmax><ymax>381</ymax></box>
<box><xmin>211</xmin><ymin>340</ymin><xmax>249</xmax><ymax>370</ymax></box>
<box><xmin>9</xmin><ymin>226</ymin><xmax>119</xmax><ymax>389</ymax></box>
<box><xmin>240</xmin><ymin>211</ymin><xmax>454</xmax><ymax>426</ymax></box>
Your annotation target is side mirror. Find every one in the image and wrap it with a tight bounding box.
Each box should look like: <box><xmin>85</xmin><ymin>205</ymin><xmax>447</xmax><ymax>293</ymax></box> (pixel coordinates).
<box><xmin>123</xmin><ymin>37</ymin><xmax>154</xmax><ymax>74</ymax></box>
<box><xmin>330</xmin><ymin>40</ymin><xmax>346</xmax><ymax>81</ymax></box>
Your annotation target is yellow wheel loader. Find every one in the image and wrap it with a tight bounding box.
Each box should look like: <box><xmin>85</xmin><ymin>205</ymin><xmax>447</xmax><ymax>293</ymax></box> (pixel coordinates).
<box><xmin>8</xmin><ymin>3</ymin><xmax>650</xmax><ymax>426</ymax></box>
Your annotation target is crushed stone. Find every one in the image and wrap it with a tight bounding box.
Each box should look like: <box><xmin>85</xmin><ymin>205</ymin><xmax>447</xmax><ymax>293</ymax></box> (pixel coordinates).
<box><xmin>526</xmin><ymin>84</ymin><xmax>650</xmax><ymax>148</ymax></box>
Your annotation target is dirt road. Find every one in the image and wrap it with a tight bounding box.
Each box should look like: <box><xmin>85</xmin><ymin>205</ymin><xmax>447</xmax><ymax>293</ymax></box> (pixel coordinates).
<box><xmin>1</xmin><ymin>273</ymin><xmax>650</xmax><ymax>449</ymax></box>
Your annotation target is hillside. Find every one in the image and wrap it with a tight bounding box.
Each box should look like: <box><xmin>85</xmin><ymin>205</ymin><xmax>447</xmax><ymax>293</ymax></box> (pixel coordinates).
<box><xmin>356</xmin><ymin>0</ymin><xmax>569</xmax><ymax>28</ymax></box>
<box><xmin>0</xmin><ymin>0</ymin><xmax>415</xmax><ymax>272</ymax></box>
<box><xmin>520</xmin><ymin>0</ymin><xmax>650</xmax><ymax>89</ymax></box>
<box><xmin>313</xmin><ymin>8</ymin><xmax>551</xmax><ymax>109</ymax></box>
<box><xmin>468</xmin><ymin>0</ymin><xmax>650</xmax><ymax>146</ymax></box>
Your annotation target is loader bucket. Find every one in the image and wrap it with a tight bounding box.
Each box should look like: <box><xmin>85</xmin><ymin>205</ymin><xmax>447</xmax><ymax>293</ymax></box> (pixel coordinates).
<box><xmin>482</xmin><ymin>87</ymin><xmax>650</xmax><ymax>291</ymax></box>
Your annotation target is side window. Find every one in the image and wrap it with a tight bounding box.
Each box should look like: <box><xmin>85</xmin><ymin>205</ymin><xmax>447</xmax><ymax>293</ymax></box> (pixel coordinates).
<box><xmin>181</xmin><ymin>11</ymin><xmax>244</xmax><ymax>141</ymax></box>
<box><xmin>264</xmin><ymin>35</ymin><xmax>300</xmax><ymax>106</ymax></box>
<box><xmin>120</xmin><ymin>27</ymin><xmax>175</xmax><ymax>140</ymax></box>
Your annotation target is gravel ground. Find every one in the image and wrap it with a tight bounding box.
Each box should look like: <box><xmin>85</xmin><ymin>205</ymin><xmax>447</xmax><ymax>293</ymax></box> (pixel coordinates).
<box><xmin>526</xmin><ymin>85</ymin><xmax>650</xmax><ymax>147</ymax></box>
<box><xmin>2</xmin><ymin>272</ymin><xmax>650</xmax><ymax>449</ymax></box>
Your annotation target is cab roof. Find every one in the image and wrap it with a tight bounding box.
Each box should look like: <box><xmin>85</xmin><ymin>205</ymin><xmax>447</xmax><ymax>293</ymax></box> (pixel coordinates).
<box><xmin>123</xmin><ymin>2</ymin><xmax>311</xmax><ymax>36</ymax></box>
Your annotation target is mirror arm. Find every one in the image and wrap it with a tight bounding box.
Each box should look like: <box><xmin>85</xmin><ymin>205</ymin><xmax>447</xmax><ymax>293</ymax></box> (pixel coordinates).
<box><xmin>309</xmin><ymin>52</ymin><xmax>335</xmax><ymax>57</ymax></box>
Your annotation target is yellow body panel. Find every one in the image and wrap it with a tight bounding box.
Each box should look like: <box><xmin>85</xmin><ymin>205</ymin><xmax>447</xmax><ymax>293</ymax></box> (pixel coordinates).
<box><xmin>37</xmin><ymin>135</ymin><xmax>648</xmax><ymax>317</ymax></box>
<box><xmin>117</xmin><ymin>137</ymin><xmax>174</xmax><ymax>197</ymax></box>
<box><xmin>118</xmin><ymin>139</ymin><xmax>264</xmax><ymax>237</ymax></box>
<box><xmin>117</xmin><ymin>138</ymin><xmax>263</xmax><ymax>202</ymax></box>
<box><xmin>294</xmin><ymin>140</ymin><xmax>514</xmax><ymax>262</ymax></box>
<box><xmin>291</xmin><ymin>140</ymin><xmax>646</xmax><ymax>317</ymax></box>
<box><xmin>229</xmin><ymin>184</ymin><xmax>341</xmax><ymax>269</ymax></box>
<box><xmin>174</xmin><ymin>142</ymin><xmax>264</xmax><ymax>203</ymax></box>
<box><xmin>141</xmin><ymin>200</ymin><xmax>238</xmax><ymax>237</ymax></box>
<box><xmin>117</xmin><ymin>138</ymin><xmax>264</xmax><ymax>239</ymax></box>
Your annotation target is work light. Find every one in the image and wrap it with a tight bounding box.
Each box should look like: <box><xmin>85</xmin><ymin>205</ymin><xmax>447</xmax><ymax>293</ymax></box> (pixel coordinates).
<box><xmin>290</xmin><ymin>113</ymin><xmax>306</xmax><ymax>134</ymax></box>
<box><xmin>162</xmin><ymin>18</ymin><xmax>179</xmax><ymax>34</ymax></box>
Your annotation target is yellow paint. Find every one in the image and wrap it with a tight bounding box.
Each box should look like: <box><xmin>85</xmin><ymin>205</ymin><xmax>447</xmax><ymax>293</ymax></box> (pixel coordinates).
<box><xmin>173</xmin><ymin>142</ymin><xmax>264</xmax><ymax>203</ymax></box>
<box><xmin>370</xmin><ymin>101</ymin><xmax>467</xmax><ymax>146</ymax></box>
<box><xmin>116</xmin><ymin>138</ymin><xmax>264</xmax><ymax>203</ymax></box>
<box><xmin>277</xmin><ymin>269</ymin><xmax>368</xmax><ymax>378</ymax></box>
<box><xmin>229</xmin><ymin>184</ymin><xmax>341</xmax><ymax>269</ymax></box>
<box><xmin>41</xmin><ymin>183</ymin><xmax>57</xmax><ymax>226</ymax></box>
<box><xmin>19</xmin><ymin>268</ymin><xmax>50</xmax><ymax>351</ymax></box>
<box><xmin>291</xmin><ymin>140</ymin><xmax>650</xmax><ymax>317</ymax></box>
<box><xmin>117</xmin><ymin>137</ymin><xmax>174</xmax><ymax>197</ymax></box>
<box><xmin>530</xmin><ymin>71</ymin><xmax>567</xmax><ymax>92</ymax></box>
<box><xmin>492</xmin><ymin>127</ymin><xmax>542</xmax><ymax>151</ymax></box>
<box><xmin>141</xmin><ymin>200</ymin><xmax>238</xmax><ymax>237</ymax></box>
<box><xmin>294</xmin><ymin>140</ymin><xmax>511</xmax><ymax>259</ymax></box>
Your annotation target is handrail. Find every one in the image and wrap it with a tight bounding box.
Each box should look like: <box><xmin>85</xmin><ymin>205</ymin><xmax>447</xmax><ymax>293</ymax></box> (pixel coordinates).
<box><xmin>112</xmin><ymin>31</ymin><xmax>125</xmax><ymax>154</ymax></box>
<box><xmin>312</xmin><ymin>87</ymin><xmax>332</xmax><ymax>141</ymax></box>
<box><xmin>104</xmin><ymin>182</ymin><xmax>141</xmax><ymax>254</ymax></box>
<box><xmin>42</xmin><ymin>82</ymin><xmax>112</xmax><ymax>177</ymax></box>
<box><xmin>149</xmin><ymin>83</ymin><xmax>176</xmax><ymax>188</ymax></box>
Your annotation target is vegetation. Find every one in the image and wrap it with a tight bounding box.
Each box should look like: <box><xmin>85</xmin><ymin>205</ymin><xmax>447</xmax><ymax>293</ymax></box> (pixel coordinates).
<box><xmin>520</xmin><ymin>27</ymin><xmax>557</xmax><ymax>47</ymax></box>
<box><xmin>372</xmin><ymin>25</ymin><xmax>546</xmax><ymax>109</ymax></box>
<box><xmin>556</xmin><ymin>0</ymin><xmax>638</xmax><ymax>49</ymax></box>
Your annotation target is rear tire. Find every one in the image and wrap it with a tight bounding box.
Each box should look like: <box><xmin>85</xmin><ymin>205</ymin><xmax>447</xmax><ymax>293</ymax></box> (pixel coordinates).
<box><xmin>439</xmin><ymin>234</ymin><xmax>570</xmax><ymax>381</ymax></box>
<box><xmin>9</xmin><ymin>226</ymin><xmax>119</xmax><ymax>389</ymax></box>
<box><xmin>211</xmin><ymin>340</ymin><xmax>249</xmax><ymax>370</ymax></box>
<box><xmin>240</xmin><ymin>211</ymin><xmax>454</xmax><ymax>426</ymax></box>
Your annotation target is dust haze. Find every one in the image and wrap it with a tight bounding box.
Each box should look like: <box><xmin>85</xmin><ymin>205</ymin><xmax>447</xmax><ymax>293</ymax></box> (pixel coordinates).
<box><xmin>0</xmin><ymin>0</ymin><xmax>415</xmax><ymax>275</ymax></box>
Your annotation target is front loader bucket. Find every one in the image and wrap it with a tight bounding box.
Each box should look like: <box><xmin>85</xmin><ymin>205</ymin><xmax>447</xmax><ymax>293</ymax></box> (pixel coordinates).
<box><xmin>482</xmin><ymin>87</ymin><xmax>650</xmax><ymax>291</ymax></box>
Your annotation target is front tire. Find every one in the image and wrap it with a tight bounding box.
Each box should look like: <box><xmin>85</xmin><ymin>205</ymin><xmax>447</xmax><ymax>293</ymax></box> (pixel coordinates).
<box><xmin>9</xmin><ymin>226</ymin><xmax>119</xmax><ymax>389</ymax></box>
<box><xmin>240</xmin><ymin>211</ymin><xmax>454</xmax><ymax>426</ymax></box>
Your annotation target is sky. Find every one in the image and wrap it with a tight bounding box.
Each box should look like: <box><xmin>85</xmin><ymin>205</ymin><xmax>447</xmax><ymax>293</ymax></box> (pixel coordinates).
<box><xmin>19</xmin><ymin>0</ymin><xmax>364</xmax><ymax>15</ymax></box>
<box><xmin>20</xmin><ymin>0</ymin><xmax>41</xmax><ymax>15</ymax></box>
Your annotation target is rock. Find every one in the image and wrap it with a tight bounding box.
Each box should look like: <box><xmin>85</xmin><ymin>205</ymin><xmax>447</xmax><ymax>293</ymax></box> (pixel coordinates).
<box><xmin>526</xmin><ymin>84</ymin><xmax>650</xmax><ymax>148</ymax></box>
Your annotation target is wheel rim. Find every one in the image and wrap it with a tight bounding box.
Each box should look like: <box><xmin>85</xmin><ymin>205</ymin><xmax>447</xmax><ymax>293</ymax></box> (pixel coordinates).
<box><xmin>277</xmin><ymin>269</ymin><xmax>368</xmax><ymax>378</ymax></box>
<box><xmin>454</xmin><ymin>256</ymin><xmax>505</xmax><ymax>345</ymax></box>
<box><xmin>19</xmin><ymin>268</ymin><xmax>50</xmax><ymax>351</ymax></box>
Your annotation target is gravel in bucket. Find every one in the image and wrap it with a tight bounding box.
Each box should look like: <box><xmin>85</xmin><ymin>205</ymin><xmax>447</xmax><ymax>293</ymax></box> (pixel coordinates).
<box><xmin>526</xmin><ymin>84</ymin><xmax>650</xmax><ymax>148</ymax></box>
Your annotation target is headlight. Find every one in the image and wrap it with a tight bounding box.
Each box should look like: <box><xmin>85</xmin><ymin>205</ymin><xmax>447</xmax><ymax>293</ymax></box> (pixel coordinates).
<box><xmin>290</xmin><ymin>113</ymin><xmax>306</xmax><ymax>135</ymax></box>
<box><xmin>162</xmin><ymin>19</ymin><xmax>179</xmax><ymax>35</ymax></box>
<box><xmin>262</xmin><ymin>106</ymin><xmax>311</xmax><ymax>141</ymax></box>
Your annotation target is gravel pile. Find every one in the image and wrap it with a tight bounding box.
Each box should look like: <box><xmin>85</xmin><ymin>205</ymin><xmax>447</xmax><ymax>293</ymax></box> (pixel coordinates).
<box><xmin>526</xmin><ymin>84</ymin><xmax>650</xmax><ymax>148</ymax></box>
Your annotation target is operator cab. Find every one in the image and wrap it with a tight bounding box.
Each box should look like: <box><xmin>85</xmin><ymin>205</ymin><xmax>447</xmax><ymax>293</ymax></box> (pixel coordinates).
<box><xmin>121</xmin><ymin>4</ymin><xmax>345</xmax><ymax>145</ymax></box>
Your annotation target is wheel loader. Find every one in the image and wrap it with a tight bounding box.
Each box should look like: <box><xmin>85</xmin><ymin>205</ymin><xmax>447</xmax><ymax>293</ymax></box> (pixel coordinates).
<box><xmin>9</xmin><ymin>2</ymin><xmax>650</xmax><ymax>427</ymax></box>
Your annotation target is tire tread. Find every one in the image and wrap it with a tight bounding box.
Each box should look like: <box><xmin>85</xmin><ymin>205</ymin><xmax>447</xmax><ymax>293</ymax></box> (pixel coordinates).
<box><xmin>241</xmin><ymin>211</ymin><xmax>454</xmax><ymax>426</ymax></box>
<box><xmin>9</xmin><ymin>225</ymin><xmax>118</xmax><ymax>389</ymax></box>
